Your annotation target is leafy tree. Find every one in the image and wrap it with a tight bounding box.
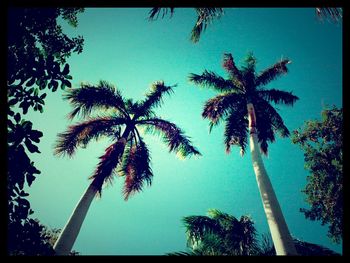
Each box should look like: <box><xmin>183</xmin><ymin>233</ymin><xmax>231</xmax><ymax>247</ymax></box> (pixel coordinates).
<box><xmin>7</xmin><ymin>7</ymin><xmax>84</xmax><ymax>255</ymax></box>
<box><xmin>189</xmin><ymin>52</ymin><xmax>299</xmax><ymax>255</ymax></box>
<box><xmin>8</xmin><ymin>8</ymin><xmax>84</xmax><ymax>115</ymax></box>
<box><xmin>292</xmin><ymin>106</ymin><xmax>342</xmax><ymax>244</ymax></box>
<box><xmin>53</xmin><ymin>80</ymin><xmax>201</xmax><ymax>255</ymax></box>
<box><xmin>167</xmin><ymin>210</ymin><xmax>340</xmax><ymax>256</ymax></box>
<box><xmin>148</xmin><ymin>8</ymin><xmax>224</xmax><ymax>43</ymax></box>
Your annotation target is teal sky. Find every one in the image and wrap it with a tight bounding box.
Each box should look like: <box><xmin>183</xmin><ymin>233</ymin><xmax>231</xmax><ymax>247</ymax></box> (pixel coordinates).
<box><xmin>24</xmin><ymin>8</ymin><xmax>342</xmax><ymax>255</ymax></box>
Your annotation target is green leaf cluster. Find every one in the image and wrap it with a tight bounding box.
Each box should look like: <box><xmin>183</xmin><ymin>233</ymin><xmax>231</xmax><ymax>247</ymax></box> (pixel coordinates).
<box><xmin>292</xmin><ymin>106</ymin><xmax>343</xmax><ymax>243</ymax></box>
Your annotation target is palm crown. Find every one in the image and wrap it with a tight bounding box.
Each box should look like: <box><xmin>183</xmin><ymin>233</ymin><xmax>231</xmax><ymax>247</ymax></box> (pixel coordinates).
<box><xmin>54</xmin><ymin>80</ymin><xmax>201</xmax><ymax>200</ymax></box>
<box><xmin>189</xmin><ymin>52</ymin><xmax>299</xmax><ymax>155</ymax></box>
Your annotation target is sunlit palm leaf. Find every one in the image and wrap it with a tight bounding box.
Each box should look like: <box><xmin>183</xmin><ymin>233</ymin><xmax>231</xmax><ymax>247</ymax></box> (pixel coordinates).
<box><xmin>222</xmin><ymin>53</ymin><xmax>242</xmax><ymax>82</ymax></box>
<box><xmin>54</xmin><ymin>117</ymin><xmax>126</xmax><ymax>157</ymax></box>
<box><xmin>257</xmin><ymin>88</ymin><xmax>298</xmax><ymax>106</ymax></box>
<box><xmin>121</xmin><ymin>138</ymin><xmax>153</xmax><ymax>200</ymax></box>
<box><xmin>255</xmin><ymin>59</ymin><xmax>291</xmax><ymax>87</ymax></box>
<box><xmin>135</xmin><ymin>81</ymin><xmax>175</xmax><ymax>118</ymax></box>
<box><xmin>139</xmin><ymin>118</ymin><xmax>201</xmax><ymax>158</ymax></box>
<box><xmin>189</xmin><ymin>70</ymin><xmax>236</xmax><ymax>92</ymax></box>
<box><xmin>242</xmin><ymin>52</ymin><xmax>257</xmax><ymax>73</ymax></box>
<box><xmin>64</xmin><ymin>80</ymin><xmax>128</xmax><ymax>120</ymax></box>
<box><xmin>190</xmin><ymin>8</ymin><xmax>224</xmax><ymax>43</ymax></box>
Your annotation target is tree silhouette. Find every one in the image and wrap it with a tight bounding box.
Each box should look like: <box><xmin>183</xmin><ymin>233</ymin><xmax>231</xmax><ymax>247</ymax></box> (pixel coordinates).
<box><xmin>53</xmin><ymin>80</ymin><xmax>201</xmax><ymax>254</ymax></box>
<box><xmin>189</xmin><ymin>52</ymin><xmax>299</xmax><ymax>255</ymax></box>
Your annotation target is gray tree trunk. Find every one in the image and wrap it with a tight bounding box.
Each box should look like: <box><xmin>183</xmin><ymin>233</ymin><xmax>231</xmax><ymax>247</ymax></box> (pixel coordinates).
<box><xmin>53</xmin><ymin>182</ymin><xmax>98</xmax><ymax>255</ymax></box>
<box><xmin>53</xmin><ymin>137</ymin><xmax>128</xmax><ymax>255</ymax></box>
<box><xmin>247</xmin><ymin>103</ymin><xmax>298</xmax><ymax>256</ymax></box>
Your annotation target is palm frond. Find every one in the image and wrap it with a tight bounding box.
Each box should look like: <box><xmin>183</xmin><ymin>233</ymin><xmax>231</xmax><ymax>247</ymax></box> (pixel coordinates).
<box><xmin>148</xmin><ymin>7</ymin><xmax>175</xmax><ymax>21</ymax></box>
<box><xmin>238</xmin><ymin>215</ymin><xmax>259</xmax><ymax>255</ymax></box>
<box><xmin>257</xmin><ymin>98</ymin><xmax>290</xmax><ymax>138</ymax></box>
<box><xmin>120</xmin><ymin>137</ymin><xmax>153</xmax><ymax>201</ymax></box>
<box><xmin>135</xmin><ymin>81</ymin><xmax>175</xmax><ymax>118</ymax></box>
<box><xmin>258</xmin><ymin>233</ymin><xmax>275</xmax><ymax>256</ymax></box>
<box><xmin>139</xmin><ymin>118</ymin><xmax>201</xmax><ymax>158</ymax></box>
<box><xmin>202</xmin><ymin>92</ymin><xmax>245</xmax><ymax>127</ymax></box>
<box><xmin>64</xmin><ymin>80</ymin><xmax>127</xmax><ymax>120</ymax></box>
<box><xmin>166</xmin><ymin>251</ymin><xmax>196</xmax><ymax>256</ymax></box>
<box><xmin>253</xmin><ymin>100</ymin><xmax>277</xmax><ymax>155</ymax></box>
<box><xmin>254</xmin><ymin>98</ymin><xmax>289</xmax><ymax>155</ymax></box>
<box><xmin>183</xmin><ymin>215</ymin><xmax>220</xmax><ymax>247</ymax></box>
<box><xmin>222</xmin><ymin>53</ymin><xmax>242</xmax><ymax>82</ymax></box>
<box><xmin>196</xmin><ymin>233</ymin><xmax>227</xmax><ymax>255</ymax></box>
<box><xmin>223</xmin><ymin>108</ymin><xmax>248</xmax><ymax>155</ymax></box>
<box><xmin>255</xmin><ymin>59</ymin><xmax>291</xmax><ymax>87</ymax></box>
<box><xmin>316</xmin><ymin>7</ymin><xmax>342</xmax><ymax>23</ymax></box>
<box><xmin>293</xmin><ymin>238</ymin><xmax>341</xmax><ymax>256</ymax></box>
<box><xmin>189</xmin><ymin>70</ymin><xmax>236</xmax><ymax>92</ymax></box>
<box><xmin>54</xmin><ymin>117</ymin><xmax>126</xmax><ymax>157</ymax></box>
<box><xmin>89</xmin><ymin>139</ymin><xmax>127</xmax><ymax>194</ymax></box>
<box><xmin>257</xmin><ymin>88</ymin><xmax>299</xmax><ymax>106</ymax></box>
<box><xmin>190</xmin><ymin>8</ymin><xmax>224</xmax><ymax>43</ymax></box>
<box><xmin>242</xmin><ymin>52</ymin><xmax>257</xmax><ymax>73</ymax></box>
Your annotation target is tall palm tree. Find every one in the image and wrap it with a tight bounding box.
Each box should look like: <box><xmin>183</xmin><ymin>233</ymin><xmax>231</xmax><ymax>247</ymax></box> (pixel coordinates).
<box><xmin>148</xmin><ymin>8</ymin><xmax>224</xmax><ymax>43</ymax></box>
<box><xmin>183</xmin><ymin>209</ymin><xmax>259</xmax><ymax>255</ymax></box>
<box><xmin>189</xmin><ymin>53</ymin><xmax>299</xmax><ymax>255</ymax></box>
<box><xmin>52</xmin><ymin>80</ymin><xmax>201</xmax><ymax>255</ymax></box>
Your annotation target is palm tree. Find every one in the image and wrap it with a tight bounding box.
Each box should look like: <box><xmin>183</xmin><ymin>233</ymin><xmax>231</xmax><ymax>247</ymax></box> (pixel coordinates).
<box><xmin>182</xmin><ymin>209</ymin><xmax>260</xmax><ymax>255</ymax></box>
<box><xmin>148</xmin><ymin>8</ymin><xmax>224</xmax><ymax>43</ymax></box>
<box><xmin>52</xmin><ymin>80</ymin><xmax>201</xmax><ymax>255</ymax></box>
<box><xmin>167</xmin><ymin>211</ymin><xmax>340</xmax><ymax>256</ymax></box>
<box><xmin>189</xmin><ymin>52</ymin><xmax>299</xmax><ymax>255</ymax></box>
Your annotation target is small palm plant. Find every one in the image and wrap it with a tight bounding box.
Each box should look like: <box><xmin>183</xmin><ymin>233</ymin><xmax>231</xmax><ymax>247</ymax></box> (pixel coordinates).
<box><xmin>183</xmin><ymin>209</ymin><xmax>260</xmax><ymax>255</ymax></box>
<box><xmin>53</xmin><ymin>80</ymin><xmax>201</xmax><ymax>255</ymax></box>
<box><xmin>189</xmin><ymin>52</ymin><xmax>299</xmax><ymax>255</ymax></box>
<box><xmin>168</xmin><ymin>210</ymin><xmax>340</xmax><ymax>256</ymax></box>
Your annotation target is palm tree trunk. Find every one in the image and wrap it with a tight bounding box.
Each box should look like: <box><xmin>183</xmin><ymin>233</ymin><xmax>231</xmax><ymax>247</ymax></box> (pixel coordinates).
<box><xmin>53</xmin><ymin>181</ymin><xmax>98</xmax><ymax>255</ymax></box>
<box><xmin>53</xmin><ymin>135</ymin><xmax>128</xmax><ymax>255</ymax></box>
<box><xmin>246</xmin><ymin>103</ymin><xmax>298</xmax><ymax>256</ymax></box>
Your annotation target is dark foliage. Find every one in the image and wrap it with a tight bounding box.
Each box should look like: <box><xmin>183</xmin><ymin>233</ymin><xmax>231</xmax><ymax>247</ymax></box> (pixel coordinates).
<box><xmin>148</xmin><ymin>8</ymin><xmax>223</xmax><ymax>43</ymax></box>
<box><xmin>168</xmin><ymin>210</ymin><xmax>340</xmax><ymax>256</ymax></box>
<box><xmin>292</xmin><ymin>106</ymin><xmax>343</xmax><ymax>244</ymax></box>
<box><xmin>7</xmin><ymin>8</ymin><xmax>84</xmax><ymax>255</ymax></box>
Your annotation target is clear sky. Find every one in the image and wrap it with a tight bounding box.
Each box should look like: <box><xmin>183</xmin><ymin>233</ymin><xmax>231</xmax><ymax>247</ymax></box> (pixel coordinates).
<box><xmin>24</xmin><ymin>8</ymin><xmax>342</xmax><ymax>255</ymax></box>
